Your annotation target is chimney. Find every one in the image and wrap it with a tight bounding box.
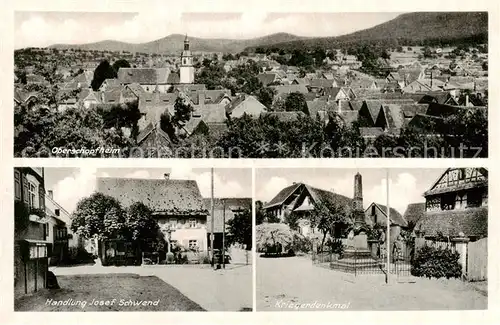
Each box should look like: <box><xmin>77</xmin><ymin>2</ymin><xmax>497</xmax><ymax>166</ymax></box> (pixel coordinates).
<box><xmin>164</xmin><ymin>173</ymin><xmax>170</xmax><ymax>180</ymax></box>
<box><xmin>338</xmin><ymin>100</ymin><xmax>342</xmax><ymax>114</ymax></box>
<box><xmin>430</xmin><ymin>71</ymin><xmax>433</xmax><ymax>88</ymax></box>
<box><xmin>48</xmin><ymin>190</ymin><xmax>53</xmax><ymax>199</ymax></box>
<box><xmin>465</xmin><ymin>94</ymin><xmax>469</xmax><ymax>107</ymax></box>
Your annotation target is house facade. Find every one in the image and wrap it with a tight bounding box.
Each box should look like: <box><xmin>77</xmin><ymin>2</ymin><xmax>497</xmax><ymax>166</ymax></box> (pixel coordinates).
<box><xmin>415</xmin><ymin>168</ymin><xmax>488</xmax><ymax>240</ymax></box>
<box><xmin>262</xmin><ymin>182</ymin><xmax>352</xmax><ymax>237</ymax></box>
<box><xmin>204</xmin><ymin>198</ymin><xmax>252</xmax><ymax>250</ymax></box>
<box><xmin>96</xmin><ymin>175</ymin><xmax>209</xmax><ymax>252</ymax></box>
<box><xmin>364</xmin><ymin>202</ymin><xmax>408</xmax><ymax>242</ymax></box>
<box><xmin>14</xmin><ymin>167</ymin><xmax>50</xmax><ymax>297</ymax></box>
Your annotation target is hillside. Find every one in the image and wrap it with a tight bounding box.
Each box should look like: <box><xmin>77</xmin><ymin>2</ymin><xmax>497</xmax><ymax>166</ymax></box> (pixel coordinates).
<box><xmin>49</xmin><ymin>33</ymin><xmax>307</xmax><ymax>53</ymax></box>
<box><xmin>245</xmin><ymin>12</ymin><xmax>488</xmax><ymax>51</ymax></box>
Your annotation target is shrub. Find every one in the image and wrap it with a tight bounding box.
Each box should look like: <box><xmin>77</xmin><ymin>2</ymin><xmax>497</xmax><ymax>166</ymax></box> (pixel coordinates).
<box><xmin>411</xmin><ymin>245</ymin><xmax>462</xmax><ymax>279</ymax></box>
<box><xmin>292</xmin><ymin>232</ymin><xmax>312</xmax><ymax>253</ymax></box>
<box><xmin>63</xmin><ymin>247</ymin><xmax>95</xmax><ymax>265</ymax></box>
<box><xmin>165</xmin><ymin>252</ymin><xmax>174</xmax><ymax>264</ymax></box>
<box><xmin>325</xmin><ymin>238</ymin><xmax>344</xmax><ymax>258</ymax></box>
<box><xmin>198</xmin><ymin>254</ymin><xmax>211</xmax><ymax>264</ymax></box>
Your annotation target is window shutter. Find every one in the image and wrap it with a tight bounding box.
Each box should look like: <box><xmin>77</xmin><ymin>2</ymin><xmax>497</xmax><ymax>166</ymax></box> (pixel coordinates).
<box><xmin>39</xmin><ymin>186</ymin><xmax>45</xmax><ymax>210</ymax></box>
<box><xmin>14</xmin><ymin>170</ymin><xmax>21</xmax><ymax>200</ymax></box>
<box><xmin>22</xmin><ymin>175</ymin><xmax>29</xmax><ymax>204</ymax></box>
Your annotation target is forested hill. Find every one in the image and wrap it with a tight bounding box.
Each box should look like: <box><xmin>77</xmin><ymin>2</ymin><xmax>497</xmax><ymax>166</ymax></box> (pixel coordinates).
<box><xmin>245</xmin><ymin>12</ymin><xmax>488</xmax><ymax>52</ymax></box>
<box><xmin>49</xmin><ymin>33</ymin><xmax>306</xmax><ymax>54</ymax></box>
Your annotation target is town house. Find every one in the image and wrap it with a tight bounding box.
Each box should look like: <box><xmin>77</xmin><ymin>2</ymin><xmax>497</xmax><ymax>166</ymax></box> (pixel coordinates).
<box><xmin>96</xmin><ymin>175</ymin><xmax>209</xmax><ymax>252</ymax></box>
<box><xmin>14</xmin><ymin>167</ymin><xmax>49</xmax><ymax>297</ymax></box>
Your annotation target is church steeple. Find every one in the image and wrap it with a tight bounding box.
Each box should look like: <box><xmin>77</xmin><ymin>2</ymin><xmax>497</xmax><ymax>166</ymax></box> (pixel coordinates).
<box><xmin>180</xmin><ymin>34</ymin><xmax>194</xmax><ymax>84</ymax></box>
<box><xmin>184</xmin><ymin>34</ymin><xmax>190</xmax><ymax>51</ymax></box>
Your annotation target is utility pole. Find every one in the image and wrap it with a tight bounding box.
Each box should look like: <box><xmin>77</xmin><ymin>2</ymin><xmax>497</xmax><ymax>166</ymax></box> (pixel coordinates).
<box><xmin>222</xmin><ymin>199</ymin><xmax>226</xmax><ymax>269</ymax></box>
<box><xmin>210</xmin><ymin>168</ymin><xmax>214</xmax><ymax>266</ymax></box>
<box><xmin>386</xmin><ymin>168</ymin><xmax>391</xmax><ymax>284</ymax></box>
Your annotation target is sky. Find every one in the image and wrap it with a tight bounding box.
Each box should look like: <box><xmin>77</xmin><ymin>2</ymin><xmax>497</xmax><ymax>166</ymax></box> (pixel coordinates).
<box><xmin>14</xmin><ymin>11</ymin><xmax>403</xmax><ymax>49</ymax></box>
<box><xmin>43</xmin><ymin>167</ymin><xmax>252</xmax><ymax>214</ymax></box>
<box><xmin>255</xmin><ymin>168</ymin><xmax>446</xmax><ymax>215</ymax></box>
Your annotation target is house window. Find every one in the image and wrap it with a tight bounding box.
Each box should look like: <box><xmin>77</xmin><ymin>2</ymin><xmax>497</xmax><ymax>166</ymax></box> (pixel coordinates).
<box><xmin>441</xmin><ymin>193</ymin><xmax>455</xmax><ymax>210</ymax></box>
<box><xmin>14</xmin><ymin>170</ymin><xmax>21</xmax><ymax>200</ymax></box>
<box><xmin>189</xmin><ymin>218</ymin><xmax>196</xmax><ymax>228</ymax></box>
<box><xmin>467</xmin><ymin>190</ymin><xmax>482</xmax><ymax>208</ymax></box>
<box><xmin>188</xmin><ymin>240</ymin><xmax>198</xmax><ymax>250</ymax></box>
<box><xmin>456</xmin><ymin>193</ymin><xmax>466</xmax><ymax>209</ymax></box>
<box><xmin>458</xmin><ymin>168</ymin><xmax>466</xmax><ymax>180</ymax></box>
<box><xmin>170</xmin><ymin>218</ymin><xmax>178</xmax><ymax>228</ymax></box>
<box><xmin>28</xmin><ymin>181</ymin><xmax>37</xmax><ymax>208</ymax></box>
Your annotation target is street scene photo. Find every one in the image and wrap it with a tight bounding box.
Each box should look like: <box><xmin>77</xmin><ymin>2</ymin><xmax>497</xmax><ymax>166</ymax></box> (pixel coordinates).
<box><xmin>255</xmin><ymin>167</ymin><xmax>487</xmax><ymax>310</ymax></box>
<box><xmin>14</xmin><ymin>167</ymin><xmax>252</xmax><ymax>311</ymax></box>
<box><xmin>14</xmin><ymin>11</ymin><xmax>487</xmax><ymax>158</ymax></box>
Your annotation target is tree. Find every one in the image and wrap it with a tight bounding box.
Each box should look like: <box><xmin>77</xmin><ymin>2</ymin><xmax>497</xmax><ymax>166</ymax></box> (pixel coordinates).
<box><xmin>284</xmin><ymin>92</ymin><xmax>308</xmax><ymax>114</ymax></box>
<box><xmin>91</xmin><ymin>60</ymin><xmax>117</xmax><ymax>91</ymax></box>
<box><xmin>172</xmin><ymin>96</ymin><xmax>194</xmax><ymax>126</ymax></box>
<box><xmin>422</xmin><ymin>46</ymin><xmax>434</xmax><ymax>59</ymax></box>
<box><xmin>310</xmin><ymin>200</ymin><xmax>351</xmax><ymax>252</ymax></box>
<box><xmin>226</xmin><ymin>208</ymin><xmax>252</xmax><ymax>249</ymax></box>
<box><xmin>443</xmin><ymin>107</ymin><xmax>488</xmax><ymax>157</ymax></box>
<box><xmin>482</xmin><ymin>61</ymin><xmax>488</xmax><ymax>71</ymax></box>
<box><xmin>71</xmin><ymin>192</ymin><xmax>126</xmax><ymax>240</ymax></box>
<box><xmin>256</xmin><ymin>87</ymin><xmax>276</xmax><ymax>109</ymax></box>
<box><xmin>124</xmin><ymin>202</ymin><xmax>160</xmax><ymax>250</ymax></box>
<box><xmin>112</xmin><ymin>59</ymin><xmax>131</xmax><ymax>73</ymax></box>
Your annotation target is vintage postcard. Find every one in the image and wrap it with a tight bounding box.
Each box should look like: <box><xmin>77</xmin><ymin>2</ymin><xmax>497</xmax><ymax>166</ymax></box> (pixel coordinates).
<box><xmin>12</xmin><ymin>10</ymin><xmax>488</xmax><ymax>158</ymax></box>
<box><xmin>2</xmin><ymin>1</ymin><xmax>497</xmax><ymax>324</ymax></box>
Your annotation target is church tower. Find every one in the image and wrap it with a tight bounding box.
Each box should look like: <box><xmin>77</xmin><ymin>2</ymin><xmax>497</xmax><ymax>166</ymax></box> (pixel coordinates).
<box><xmin>180</xmin><ymin>35</ymin><xmax>194</xmax><ymax>84</ymax></box>
<box><xmin>353</xmin><ymin>172</ymin><xmax>365</xmax><ymax>227</ymax></box>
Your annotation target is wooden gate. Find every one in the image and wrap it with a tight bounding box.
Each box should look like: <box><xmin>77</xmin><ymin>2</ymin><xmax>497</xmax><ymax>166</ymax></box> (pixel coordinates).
<box><xmin>467</xmin><ymin>238</ymin><xmax>487</xmax><ymax>281</ymax></box>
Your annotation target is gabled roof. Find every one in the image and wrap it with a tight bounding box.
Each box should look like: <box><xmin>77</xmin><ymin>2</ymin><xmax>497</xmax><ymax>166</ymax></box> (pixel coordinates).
<box><xmin>306</xmin><ymin>100</ymin><xmax>338</xmax><ymax>117</ymax></box>
<box><xmin>415</xmin><ymin>207</ymin><xmax>487</xmax><ymax>238</ymax></box>
<box><xmin>97</xmin><ymin>177</ymin><xmax>207</xmax><ymax>215</ymax></box>
<box><xmin>117</xmin><ymin>68</ymin><xmax>172</xmax><ymax>85</ymax></box>
<box><xmin>309</xmin><ymin>79</ymin><xmax>335</xmax><ymax>88</ymax></box>
<box><xmin>382</xmin><ymin>104</ymin><xmax>405</xmax><ymax>129</ymax></box>
<box><xmin>362</xmin><ymin>100</ymin><xmax>383</xmax><ymax>123</ymax></box>
<box><xmin>366</xmin><ymin>202</ymin><xmax>407</xmax><ymax>227</ymax></box>
<box><xmin>424</xmin><ymin>168</ymin><xmax>488</xmax><ymax>197</ymax></box>
<box><xmin>403</xmin><ymin>202</ymin><xmax>426</xmax><ymax>226</ymax></box>
<box><xmin>272</xmin><ymin>84</ymin><xmax>309</xmax><ymax>95</ymax></box>
<box><xmin>263</xmin><ymin>183</ymin><xmax>302</xmax><ymax>209</ymax></box>
<box><xmin>257</xmin><ymin>73</ymin><xmax>279</xmax><ymax>86</ymax></box>
<box><xmin>263</xmin><ymin>182</ymin><xmax>352</xmax><ymax>212</ymax></box>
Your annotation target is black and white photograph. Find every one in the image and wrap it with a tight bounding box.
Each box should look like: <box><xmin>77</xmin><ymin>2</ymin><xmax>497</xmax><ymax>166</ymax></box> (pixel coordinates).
<box><xmin>13</xmin><ymin>10</ymin><xmax>487</xmax><ymax>158</ymax></box>
<box><xmin>13</xmin><ymin>167</ymin><xmax>252</xmax><ymax>311</ymax></box>
<box><xmin>255</xmin><ymin>167</ymin><xmax>487</xmax><ymax>310</ymax></box>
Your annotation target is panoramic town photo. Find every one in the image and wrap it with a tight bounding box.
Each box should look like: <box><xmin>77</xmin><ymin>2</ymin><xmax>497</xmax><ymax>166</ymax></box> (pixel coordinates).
<box><xmin>14</xmin><ymin>11</ymin><xmax>488</xmax><ymax>158</ymax></box>
<box><xmin>255</xmin><ymin>167</ymin><xmax>487</xmax><ymax>310</ymax></box>
<box><xmin>14</xmin><ymin>167</ymin><xmax>252</xmax><ymax>311</ymax></box>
